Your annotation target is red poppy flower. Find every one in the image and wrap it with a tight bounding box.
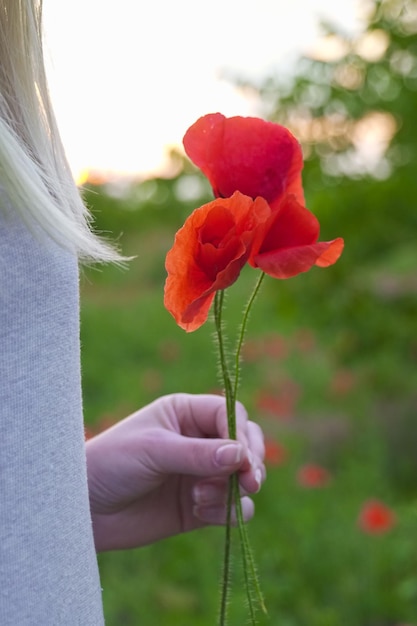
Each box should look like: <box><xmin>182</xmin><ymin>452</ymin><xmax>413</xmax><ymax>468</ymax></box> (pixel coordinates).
<box><xmin>264</xmin><ymin>439</ymin><xmax>287</xmax><ymax>466</ymax></box>
<box><xmin>297</xmin><ymin>463</ymin><xmax>331</xmax><ymax>488</ymax></box>
<box><xmin>255</xmin><ymin>381</ymin><xmax>300</xmax><ymax>419</ymax></box>
<box><xmin>183</xmin><ymin>113</ymin><xmax>305</xmax><ymax>208</ymax></box>
<box><xmin>330</xmin><ymin>368</ymin><xmax>356</xmax><ymax>396</ymax></box>
<box><xmin>164</xmin><ymin>191</ymin><xmax>271</xmax><ymax>331</ymax></box>
<box><xmin>357</xmin><ymin>500</ymin><xmax>397</xmax><ymax>535</ymax></box>
<box><xmin>249</xmin><ymin>194</ymin><xmax>344</xmax><ymax>279</ymax></box>
<box><xmin>165</xmin><ymin>114</ymin><xmax>344</xmax><ymax>330</ymax></box>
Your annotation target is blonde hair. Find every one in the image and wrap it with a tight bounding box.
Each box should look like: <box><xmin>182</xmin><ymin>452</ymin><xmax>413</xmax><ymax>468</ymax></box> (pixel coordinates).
<box><xmin>0</xmin><ymin>0</ymin><xmax>120</xmax><ymax>262</ymax></box>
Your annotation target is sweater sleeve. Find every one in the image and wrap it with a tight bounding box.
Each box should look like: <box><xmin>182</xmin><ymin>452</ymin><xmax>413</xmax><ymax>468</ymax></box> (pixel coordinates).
<box><xmin>0</xmin><ymin>209</ymin><xmax>104</xmax><ymax>625</ymax></box>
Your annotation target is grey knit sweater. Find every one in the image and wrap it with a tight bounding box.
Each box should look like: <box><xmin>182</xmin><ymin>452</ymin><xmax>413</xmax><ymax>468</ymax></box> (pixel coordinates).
<box><xmin>0</xmin><ymin>208</ymin><xmax>104</xmax><ymax>624</ymax></box>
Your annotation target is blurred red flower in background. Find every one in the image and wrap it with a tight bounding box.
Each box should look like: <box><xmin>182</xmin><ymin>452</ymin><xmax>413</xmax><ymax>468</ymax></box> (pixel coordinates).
<box><xmin>357</xmin><ymin>500</ymin><xmax>397</xmax><ymax>535</ymax></box>
<box><xmin>297</xmin><ymin>463</ymin><xmax>332</xmax><ymax>488</ymax></box>
<box><xmin>242</xmin><ymin>333</ymin><xmax>289</xmax><ymax>362</ymax></box>
<box><xmin>255</xmin><ymin>380</ymin><xmax>300</xmax><ymax>419</ymax></box>
<box><xmin>294</xmin><ymin>328</ymin><xmax>317</xmax><ymax>354</ymax></box>
<box><xmin>329</xmin><ymin>368</ymin><xmax>357</xmax><ymax>396</ymax></box>
<box><xmin>264</xmin><ymin>439</ymin><xmax>288</xmax><ymax>465</ymax></box>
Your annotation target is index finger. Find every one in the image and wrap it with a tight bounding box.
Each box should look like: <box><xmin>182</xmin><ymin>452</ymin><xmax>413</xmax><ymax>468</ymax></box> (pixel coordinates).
<box><xmin>159</xmin><ymin>393</ymin><xmax>250</xmax><ymax>449</ymax></box>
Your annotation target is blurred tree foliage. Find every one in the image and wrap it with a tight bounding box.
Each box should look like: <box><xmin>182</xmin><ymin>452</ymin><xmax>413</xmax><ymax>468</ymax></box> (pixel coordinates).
<box><xmin>234</xmin><ymin>0</ymin><xmax>417</xmax><ymax>391</ymax></box>
<box><xmin>83</xmin><ymin>153</ymin><xmax>212</xmax><ymax>241</ymax></box>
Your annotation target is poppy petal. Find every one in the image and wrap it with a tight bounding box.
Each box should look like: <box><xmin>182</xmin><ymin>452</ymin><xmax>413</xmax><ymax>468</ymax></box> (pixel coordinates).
<box><xmin>315</xmin><ymin>237</ymin><xmax>345</xmax><ymax>267</ymax></box>
<box><xmin>164</xmin><ymin>192</ymin><xmax>271</xmax><ymax>331</ymax></box>
<box><xmin>249</xmin><ymin>195</ymin><xmax>344</xmax><ymax>279</ymax></box>
<box><xmin>253</xmin><ymin>239</ymin><xmax>343</xmax><ymax>279</ymax></box>
<box><xmin>251</xmin><ymin>195</ymin><xmax>320</xmax><ymax>257</ymax></box>
<box><xmin>183</xmin><ymin>113</ymin><xmax>305</xmax><ymax>206</ymax></box>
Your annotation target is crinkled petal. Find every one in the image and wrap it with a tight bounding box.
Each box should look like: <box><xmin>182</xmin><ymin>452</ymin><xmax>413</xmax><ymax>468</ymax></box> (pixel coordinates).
<box><xmin>164</xmin><ymin>192</ymin><xmax>271</xmax><ymax>331</ymax></box>
<box><xmin>253</xmin><ymin>238</ymin><xmax>344</xmax><ymax>279</ymax></box>
<box><xmin>314</xmin><ymin>238</ymin><xmax>344</xmax><ymax>267</ymax></box>
<box><xmin>250</xmin><ymin>195</ymin><xmax>319</xmax><ymax>263</ymax></box>
<box><xmin>183</xmin><ymin>113</ymin><xmax>304</xmax><ymax>206</ymax></box>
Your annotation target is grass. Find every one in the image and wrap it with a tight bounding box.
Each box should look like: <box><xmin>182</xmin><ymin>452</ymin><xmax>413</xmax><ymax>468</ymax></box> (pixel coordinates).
<box><xmin>80</xmin><ymin>204</ymin><xmax>417</xmax><ymax>625</ymax></box>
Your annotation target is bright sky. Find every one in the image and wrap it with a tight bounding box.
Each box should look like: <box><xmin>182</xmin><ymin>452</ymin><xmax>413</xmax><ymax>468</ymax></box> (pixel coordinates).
<box><xmin>43</xmin><ymin>0</ymin><xmax>363</xmax><ymax>181</ymax></box>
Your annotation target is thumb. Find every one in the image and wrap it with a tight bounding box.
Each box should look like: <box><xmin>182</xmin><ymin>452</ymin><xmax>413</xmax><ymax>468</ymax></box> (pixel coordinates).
<box><xmin>146</xmin><ymin>431</ymin><xmax>245</xmax><ymax>477</ymax></box>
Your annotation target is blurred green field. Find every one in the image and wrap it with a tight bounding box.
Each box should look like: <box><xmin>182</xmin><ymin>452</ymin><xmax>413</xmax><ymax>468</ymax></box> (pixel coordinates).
<box><xmin>79</xmin><ymin>3</ymin><xmax>417</xmax><ymax>622</ymax></box>
<box><xmin>80</xmin><ymin>175</ymin><xmax>417</xmax><ymax>625</ymax></box>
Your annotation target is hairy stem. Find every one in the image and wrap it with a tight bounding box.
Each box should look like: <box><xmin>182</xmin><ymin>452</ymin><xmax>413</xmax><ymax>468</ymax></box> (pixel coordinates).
<box><xmin>214</xmin><ymin>276</ymin><xmax>267</xmax><ymax>625</ymax></box>
<box><xmin>233</xmin><ymin>272</ymin><xmax>265</xmax><ymax>400</ymax></box>
<box><xmin>215</xmin><ymin>291</ymin><xmax>234</xmax><ymax>626</ymax></box>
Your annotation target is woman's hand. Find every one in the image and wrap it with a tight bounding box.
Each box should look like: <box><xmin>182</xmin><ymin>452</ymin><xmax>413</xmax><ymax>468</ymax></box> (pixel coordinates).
<box><xmin>86</xmin><ymin>393</ymin><xmax>265</xmax><ymax>551</ymax></box>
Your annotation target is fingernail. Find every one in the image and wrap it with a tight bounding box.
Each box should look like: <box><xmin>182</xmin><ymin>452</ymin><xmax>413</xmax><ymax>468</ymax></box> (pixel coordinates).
<box><xmin>215</xmin><ymin>443</ymin><xmax>242</xmax><ymax>467</ymax></box>
<box><xmin>192</xmin><ymin>483</ymin><xmax>222</xmax><ymax>505</ymax></box>
<box><xmin>193</xmin><ymin>504</ymin><xmax>226</xmax><ymax>524</ymax></box>
<box><xmin>254</xmin><ymin>468</ymin><xmax>262</xmax><ymax>492</ymax></box>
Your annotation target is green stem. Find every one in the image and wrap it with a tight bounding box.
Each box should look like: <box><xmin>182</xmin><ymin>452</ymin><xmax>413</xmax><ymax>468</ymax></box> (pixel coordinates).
<box><xmin>218</xmin><ymin>476</ymin><xmax>234</xmax><ymax>626</ymax></box>
<box><xmin>214</xmin><ymin>290</ymin><xmax>236</xmax><ymax>435</ymax></box>
<box><xmin>233</xmin><ymin>272</ymin><xmax>265</xmax><ymax>400</ymax></box>
<box><xmin>215</xmin><ymin>291</ymin><xmax>234</xmax><ymax>626</ymax></box>
<box><xmin>232</xmin><ymin>272</ymin><xmax>267</xmax><ymax>618</ymax></box>
<box><xmin>214</xmin><ymin>275</ymin><xmax>267</xmax><ymax>625</ymax></box>
<box><xmin>234</xmin><ymin>479</ymin><xmax>267</xmax><ymax>616</ymax></box>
